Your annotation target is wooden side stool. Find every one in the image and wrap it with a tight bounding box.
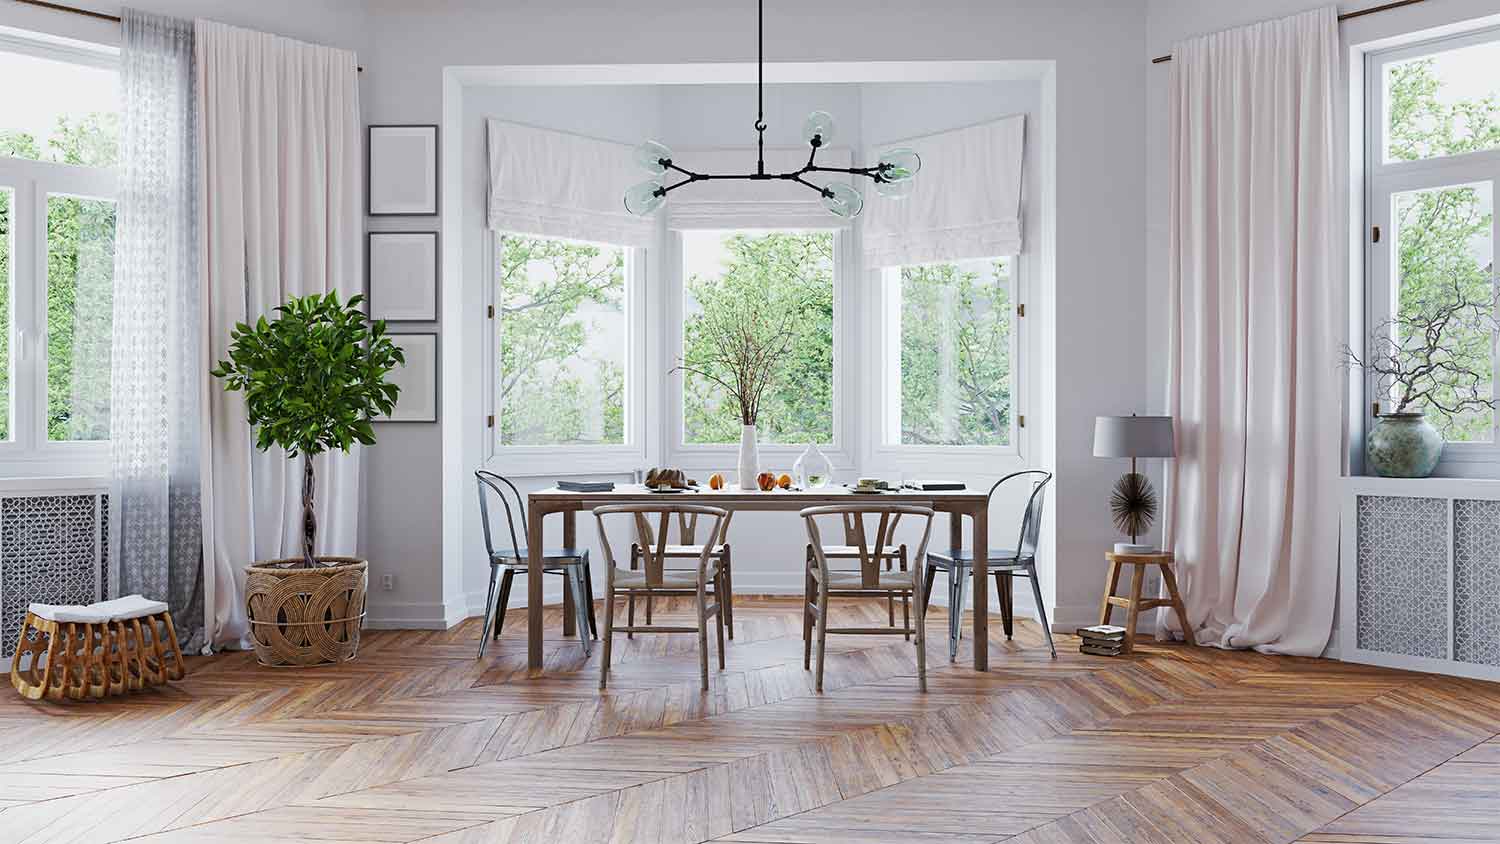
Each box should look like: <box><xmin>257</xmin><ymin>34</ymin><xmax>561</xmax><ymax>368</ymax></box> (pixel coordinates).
<box><xmin>1099</xmin><ymin>551</ymin><xmax>1195</xmax><ymax>653</ymax></box>
<box><xmin>10</xmin><ymin>596</ymin><xmax>184</xmax><ymax>701</ymax></box>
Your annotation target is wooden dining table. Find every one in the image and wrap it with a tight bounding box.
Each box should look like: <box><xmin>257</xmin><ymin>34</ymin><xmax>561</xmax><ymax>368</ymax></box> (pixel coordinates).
<box><xmin>524</xmin><ymin>484</ymin><xmax>1000</xmax><ymax>673</ymax></box>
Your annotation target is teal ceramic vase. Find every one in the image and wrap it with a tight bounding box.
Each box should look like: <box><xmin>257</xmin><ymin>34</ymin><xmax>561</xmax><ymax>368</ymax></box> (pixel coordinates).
<box><xmin>1366</xmin><ymin>412</ymin><xmax>1442</xmax><ymax>478</ymax></box>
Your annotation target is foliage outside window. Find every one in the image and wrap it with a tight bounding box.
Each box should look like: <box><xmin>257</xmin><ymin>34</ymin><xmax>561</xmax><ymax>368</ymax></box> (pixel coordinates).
<box><xmin>496</xmin><ymin>234</ymin><xmax>627</xmax><ymax>447</ymax></box>
<box><xmin>891</xmin><ymin>257</ymin><xmax>1013</xmax><ymax>447</ymax></box>
<box><xmin>680</xmin><ymin>230</ymin><xmax>834</xmax><ymax>445</ymax></box>
<box><xmin>1</xmin><ymin>45</ymin><xmax>119</xmax><ymax>453</ymax></box>
<box><xmin>1379</xmin><ymin>44</ymin><xmax>1500</xmax><ymax>442</ymax></box>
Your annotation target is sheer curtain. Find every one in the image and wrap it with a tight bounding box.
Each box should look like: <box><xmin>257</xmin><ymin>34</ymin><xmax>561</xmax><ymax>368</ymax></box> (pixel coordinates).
<box><xmin>1164</xmin><ymin>7</ymin><xmax>1342</xmax><ymax>655</ymax></box>
<box><xmin>110</xmin><ymin>8</ymin><xmax>204</xmax><ymax>650</ymax></box>
<box><xmin>195</xmin><ymin>20</ymin><xmax>363</xmax><ymax>650</ymax></box>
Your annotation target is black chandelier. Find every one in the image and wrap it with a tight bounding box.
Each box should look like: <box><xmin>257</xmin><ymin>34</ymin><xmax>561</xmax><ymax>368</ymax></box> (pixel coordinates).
<box><xmin>623</xmin><ymin>0</ymin><xmax>921</xmax><ymax>219</ymax></box>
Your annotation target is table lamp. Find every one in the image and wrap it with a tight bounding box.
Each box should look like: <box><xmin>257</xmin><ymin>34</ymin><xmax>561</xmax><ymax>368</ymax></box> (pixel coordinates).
<box><xmin>1093</xmin><ymin>415</ymin><xmax>1174</xmax><ymax>554</ymax></box>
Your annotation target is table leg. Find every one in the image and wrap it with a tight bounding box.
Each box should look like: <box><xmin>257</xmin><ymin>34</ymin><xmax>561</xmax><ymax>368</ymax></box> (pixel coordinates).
<box><xmin>971</xmin><ymin>503</ymin><xmax>988</xmax><ymax>671</ymax></box>
<box><xmin>1099</xmin><ymin>558</ymin><xmax>1122</xmax><ymax>626</ymax></box>
<box><xmin>1158</xmin><ymin>563</ymin><xmax>1196</xmax><ymax>647</ymax></box>
<box><xmin>527</xmin><ymin>502</ymin><xmax>546</xmax><ymax>671</ymax></box>
<box><xmin>1123</xmin><ymin>563</ymin><xmax>1146</xmax><ymax>654</ymax></box>
<box><xmin>562</xmin><ymin>510</ymin><xmax>577</xmax><ymax>637</ymax></box>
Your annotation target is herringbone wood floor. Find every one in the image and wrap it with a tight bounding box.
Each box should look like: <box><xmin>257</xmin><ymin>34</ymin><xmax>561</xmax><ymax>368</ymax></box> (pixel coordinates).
<box><xmin>0</xmin><ymin>597</ymin><xmax>1497</xmax><ymax>843</ymax></box>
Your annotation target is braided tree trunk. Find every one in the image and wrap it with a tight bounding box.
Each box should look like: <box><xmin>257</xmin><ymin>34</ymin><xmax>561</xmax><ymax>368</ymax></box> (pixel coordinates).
<box><xmin>301</xmin><ymin>454</ymin><xmax>318</xmax><ymax>568</ymax></box>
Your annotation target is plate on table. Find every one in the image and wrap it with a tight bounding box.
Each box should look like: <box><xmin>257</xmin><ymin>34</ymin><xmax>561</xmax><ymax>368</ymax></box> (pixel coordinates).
<box><xmin>647</xmin><ymin>486</ymin><xmax>688</xmax><ymax>494</ymax></box>
<box><xmin>845</xmin><ymin>486</ymin><xmax>888</xmax><ymax>495</ymax></box>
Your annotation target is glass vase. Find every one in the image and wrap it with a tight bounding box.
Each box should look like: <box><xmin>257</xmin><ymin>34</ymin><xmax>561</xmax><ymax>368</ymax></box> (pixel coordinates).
<box><xmin>793</xmin><ymin>443</ymin><xmax>833</xmax><ymax>489</ymax></box>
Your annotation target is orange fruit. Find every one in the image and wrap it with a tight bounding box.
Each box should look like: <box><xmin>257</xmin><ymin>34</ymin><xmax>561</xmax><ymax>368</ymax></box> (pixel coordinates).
<box><xmin>708</xmin><ymin>472</ymin><xmax>725</xmax><ymax>490</ymax></box>
<box><xmin>777</xmin><ymin>473</ymin><xmax>792</xmax><ymax>489</ymax></box>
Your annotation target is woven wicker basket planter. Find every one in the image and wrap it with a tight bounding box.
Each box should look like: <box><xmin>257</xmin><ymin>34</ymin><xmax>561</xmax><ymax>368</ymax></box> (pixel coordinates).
<box><xmin>244</xmin><ymin>556</ymin><xmax>367</xmax><ymax>668</ymax></box>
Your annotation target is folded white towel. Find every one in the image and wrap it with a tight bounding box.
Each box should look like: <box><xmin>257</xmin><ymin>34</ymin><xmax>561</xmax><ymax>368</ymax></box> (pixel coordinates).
<box><xmin>93</xmin><ymin>595</ymin><xmax>169</xmax><ymax>621</ymax></box>
<box><xmin>28</xmin><ymin>603</ymin><xmax>110</xmax><ymax>624</ymax></box>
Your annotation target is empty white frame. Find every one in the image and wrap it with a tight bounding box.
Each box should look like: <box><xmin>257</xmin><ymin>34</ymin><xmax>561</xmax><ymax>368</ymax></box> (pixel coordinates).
<box><xmin>368</xmin><ymin>125</ymin><xmax>438</xmax><ymax>215</ymax></box>
<box><xmin>368</xmin><ymin>232</ymin><xmax>438</xmax><ymax>321</ymax></box>
<box><xmin>381</xmin><ymin>333</ymin><xmax>439</xmax><ymax>422</ymax></box>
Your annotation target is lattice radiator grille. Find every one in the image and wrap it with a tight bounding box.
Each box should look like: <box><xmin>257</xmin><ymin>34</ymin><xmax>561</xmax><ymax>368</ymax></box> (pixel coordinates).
<box><xmin>1354</xmin><ymin>493</ymin><xmax>1500</xmax><ymax>671</ymax></box>
<box><xmin>0</xmin><ymin>494</ymin><xmax>109</xmax><ymax>657</ymax></box>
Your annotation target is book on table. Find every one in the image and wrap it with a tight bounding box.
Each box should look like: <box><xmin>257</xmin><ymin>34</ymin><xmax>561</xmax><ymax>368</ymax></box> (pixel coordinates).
<box><xmin>904</xmin><ymin>480</ymin><xmax>967</xmax><ymax>491</ymax></box>
<box><xmin>557</xmin><ymin>481</ymin><xmax>615</xmax><ymax>492</ymax></box>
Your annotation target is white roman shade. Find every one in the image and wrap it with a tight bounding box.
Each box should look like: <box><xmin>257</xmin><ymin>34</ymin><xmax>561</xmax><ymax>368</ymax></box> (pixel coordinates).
<box><xmin>863</xmin><ymin>115</ymin><xmax>1026</xmax><ymax>268</ymax></box>
<box><xmin>666</xmin><ymin>147</ymin><xmax>854</xmax><ymax>230</ymax></box>
<box><xmin>487</xmin><ymin>119</ymin><xmax>655</xmax><ymax>248</ymax></box>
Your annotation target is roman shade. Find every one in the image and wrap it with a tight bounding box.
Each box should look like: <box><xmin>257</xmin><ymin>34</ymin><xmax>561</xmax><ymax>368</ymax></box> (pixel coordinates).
<box><xmin>863</xmin><ymin>115</ymin><xmax>1026</xmax><ymax>268</ymax></box>
<box><xmin>486</xmin><ymin>119</ymin><xmax>655</xmax><ymax>248</ymax></box>
<box><xmin>665</xmin><ymin>147</ymin><xmax>854</xmax><ymax>230</ymax></box>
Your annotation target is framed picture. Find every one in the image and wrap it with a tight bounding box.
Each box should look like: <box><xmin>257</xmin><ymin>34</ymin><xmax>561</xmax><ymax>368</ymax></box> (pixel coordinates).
<box><xmin>368</xmin><ymin>124</ymin><xmax>438</xmax><ymax>216</ymax></box>
<box><xmin>367</xmin><ymin>232</ymin><xmax>438</xmax><ymax>322</ymax></box>
<box><xmin>379</xmin><ymin>333</ymin><xmax>439</xmax><ymax>423</ymax></box>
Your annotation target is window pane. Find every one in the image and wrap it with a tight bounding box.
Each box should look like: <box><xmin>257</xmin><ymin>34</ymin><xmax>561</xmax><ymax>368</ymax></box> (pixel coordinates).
<box><xmin>682</xmin><ymin>230</ymin><xmax>834</xmax><ymax>445</ymax></box>
<box><xmin>0</xmin><ymin>50</ymin><xmax>119</xmax><ymax>166</ymax></box>
<box><xmin>0</xmin><ymin>187</ymin><xmax>9</xmax><ymax>441</ymax></box>
<box><xmin>497</xmin><ymin>235</ymin><xmax>627</xmax><ymax>446</ymax></box>
<box><xmin>1391</xmin><ymin>183</ymin><xmax>1494</xmax><ymax>441</ymax></box>
<box><xmin>1386</xmin><ymin>39</ymin><xmax>1500</xmax><ymax>163</ymax></box>
<box><xmin>47</xmin><ymin>194</ymin><xmax>114</xmax><ymax>441</ymax></box>
<box><xmin>897</xmin><ymin>257</ymin><xmax>1012</xmax><ymax>446</ymax></box>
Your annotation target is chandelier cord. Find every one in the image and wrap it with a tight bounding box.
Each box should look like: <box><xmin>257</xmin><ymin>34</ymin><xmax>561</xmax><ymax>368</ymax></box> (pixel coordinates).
<box><xmin>755</xmin><ymin>0</ymin><xmax>766</xmax><ymax>175</ymax></box>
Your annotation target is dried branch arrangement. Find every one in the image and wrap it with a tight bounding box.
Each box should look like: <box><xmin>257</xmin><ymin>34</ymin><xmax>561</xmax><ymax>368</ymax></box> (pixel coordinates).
<box><xmin>1345</xmin><ymin>274</ymin><xmax>1500</xmax><ymax>420</ymax></box>
<box><xmin>673</xmin><ymin>290</ymin><xmax>800</xmax><ymax>426</ymax></box>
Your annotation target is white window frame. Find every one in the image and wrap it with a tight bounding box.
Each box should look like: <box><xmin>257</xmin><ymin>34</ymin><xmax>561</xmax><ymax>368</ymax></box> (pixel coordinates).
<box><xmin>871</xmin><ymin>254</ymin><xmax>1026</xmax><ymax>469</ymax></box>
<box><xmin>665</xmin><ymin>227</ymin><xmax>855</xmax><ymax>473</ymax></box>
<box><xmin>1365</xmin><ymin>26</ymin><xmax>1500</xmax><ymax>475</ymax></box>
<box><xmin>483</xmin><ymin>230</ymin><xmax>649</xmax><ymax>476</ymax></box>
<box><xmin>0</xmin><ymin>156</ymin><xmax>116</xmax><ymax>479</ymax></box>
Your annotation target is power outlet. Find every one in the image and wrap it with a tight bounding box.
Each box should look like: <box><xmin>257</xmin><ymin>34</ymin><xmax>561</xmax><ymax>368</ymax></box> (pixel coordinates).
<box><xmin>381</xmin><ymin>574</ymin><xmax>396</xmax><ymax>592</ymax></box>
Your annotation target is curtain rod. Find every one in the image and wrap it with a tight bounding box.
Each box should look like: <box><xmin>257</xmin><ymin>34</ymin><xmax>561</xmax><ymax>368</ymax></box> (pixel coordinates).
<box><xmin>1150</xmin><ymin>0</ymin><xmax>1427</xmax><ymax>64</ymax></box>
<box><xmin>11</xmin><ymin>0</ymin><xmax>365</xmax><ymax>71</ymax></box>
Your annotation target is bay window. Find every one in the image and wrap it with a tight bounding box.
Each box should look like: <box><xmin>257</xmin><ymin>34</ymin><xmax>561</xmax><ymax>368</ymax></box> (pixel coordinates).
<box><xmin>0</xmin><ymin>37</ymin><xmax>118</xmax><ymax>471</ymax></box>
<box><xmin>882</xmin><ymin>256</ymin><xmax>1015</xmax><ymax>448</ymax></box>
<box><xmin>679</xmin><ymin>229</ymin><xmax>836</xmax><ymax>446</ymax></box>
<box><xmin>493</xmin><ymin>233</ymin><xmax>638</xmax><ymax>451</ymax></box>
<box><xmin>1366</xmin><ymin>28</ymin><xmax>1500</xmax><ymax>467</ymax></box>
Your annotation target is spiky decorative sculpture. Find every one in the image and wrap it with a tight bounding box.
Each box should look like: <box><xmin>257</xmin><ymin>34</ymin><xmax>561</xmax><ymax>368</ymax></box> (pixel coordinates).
<box><xmin>1109</xmin><ymin>472</ymin><xmax>1157</xmax><ymax>545</ymax></box>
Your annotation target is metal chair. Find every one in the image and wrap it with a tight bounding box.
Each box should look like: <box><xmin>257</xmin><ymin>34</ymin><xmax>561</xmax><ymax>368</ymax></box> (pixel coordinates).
<box><xmin>474</xmin><ymin>471</ymin><xmax>596</xmax><ymax>659</ymax></box>
<box><xmin>801</xmin><ymin>504</ymin><xmax>933</xmax><ymax>692</ymax></box>
<box><xmin>922</xmin><ymin>470</ymin><xmax>1054</xmax><ymax>661</ymax></box>
<box><xmin>595</xmin><ymin>504</ymin><xmax>730</xmax><ymax>691</ymax></box>
<box><xmin>629</xmin><ymin>510</ymin><xmax>736</xmax><ymax>640</ymax></box>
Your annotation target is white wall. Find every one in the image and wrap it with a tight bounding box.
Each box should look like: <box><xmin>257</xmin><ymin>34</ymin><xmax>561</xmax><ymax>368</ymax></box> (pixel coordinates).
<box><xmin>2</xmin><ymin>0</ymin><xmax>1151</xmax><ymax>632</ymax></box>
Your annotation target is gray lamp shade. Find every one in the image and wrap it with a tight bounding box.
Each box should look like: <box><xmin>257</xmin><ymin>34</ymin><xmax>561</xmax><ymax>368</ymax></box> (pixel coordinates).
<box><xmin>1093</xmin><ymin>415</ymin><xmax>1174</xmax><ymax>458</ymax></box>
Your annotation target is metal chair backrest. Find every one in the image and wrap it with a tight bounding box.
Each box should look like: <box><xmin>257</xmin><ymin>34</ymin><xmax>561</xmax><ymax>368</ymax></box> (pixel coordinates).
<box><xmin>475</xmin><ymin>471</ymin><xmax>527</xmax><ymax>561</ymax></box>
<box><xmin>594</xmin><ymin>504</ymin><xmax>729</xmax><ymax>588</ymax></box>
<box><xmin>986</xmin><ymin>470</ymin><xmax>1052</xmax><ymax>560</ymax></box>
<box><xmin>802</xmin><ymin>504</ymin><xmax>935</xmax><ymax>589</ymax></box>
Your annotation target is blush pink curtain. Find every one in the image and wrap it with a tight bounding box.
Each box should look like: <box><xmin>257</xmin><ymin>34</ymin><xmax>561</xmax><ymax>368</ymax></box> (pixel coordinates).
<box><xmin>1164</xmin><ymin>7</ymin><xmax>1342</xmax><ymax>655</ymax></box>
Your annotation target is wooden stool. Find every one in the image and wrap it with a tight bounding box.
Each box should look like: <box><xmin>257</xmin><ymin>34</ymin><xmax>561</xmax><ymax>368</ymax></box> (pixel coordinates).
<box><xmin>1099</xmin><ymin>551</ymin><xmax>1194</xmax><ymax>652</ymax></box>
<box><xmin>11</xmin><ymin>602</ymin><xmax>184</xmax><ymax>702</ymax></box>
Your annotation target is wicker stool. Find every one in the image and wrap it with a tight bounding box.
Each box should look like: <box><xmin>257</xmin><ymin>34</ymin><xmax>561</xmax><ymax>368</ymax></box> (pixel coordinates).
<box><xmin>10</xmin><ymin>597</ymin><xmax>184</xmax><ymax>701</ymax></box>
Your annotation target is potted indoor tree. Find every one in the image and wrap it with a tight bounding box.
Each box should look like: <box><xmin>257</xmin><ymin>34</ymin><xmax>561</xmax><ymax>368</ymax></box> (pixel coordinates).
<box><xmin>212</xmin><ymin>292</ymin><xmax>404</xmax><ymax>666</ymax></box>
<box><xmin>1346</xmin><ymin>275</ymin><xmax>1499</xmax><ymax>478</ymax></box>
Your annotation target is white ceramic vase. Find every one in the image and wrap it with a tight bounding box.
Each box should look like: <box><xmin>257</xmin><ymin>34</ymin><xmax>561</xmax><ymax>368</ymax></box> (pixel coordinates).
<box><xmin>738</xmin><ymin>424</ymin><xmax>759</xmax><ymax>490</ymax></box>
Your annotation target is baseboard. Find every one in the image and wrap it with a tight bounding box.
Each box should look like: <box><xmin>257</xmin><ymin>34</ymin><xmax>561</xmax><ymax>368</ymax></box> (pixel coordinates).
<box><xmin>364</xmin><ymin>600</ymin><xmax>458</xmax><ymax>630</ymax></box>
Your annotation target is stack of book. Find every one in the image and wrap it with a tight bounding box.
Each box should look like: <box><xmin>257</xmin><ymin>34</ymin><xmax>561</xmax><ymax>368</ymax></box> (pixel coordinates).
<box><xmin>1075</xmin><ymin>624</ymin><xmax>1127</xmax><ymax>656</ymax></box>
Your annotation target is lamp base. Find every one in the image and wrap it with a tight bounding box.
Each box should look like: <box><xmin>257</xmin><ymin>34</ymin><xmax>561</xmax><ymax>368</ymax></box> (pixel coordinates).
<box><xmin>1113</xmin><ymin>542</ymin><xmax>1157</xmax><ymax>555</ymax></box>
